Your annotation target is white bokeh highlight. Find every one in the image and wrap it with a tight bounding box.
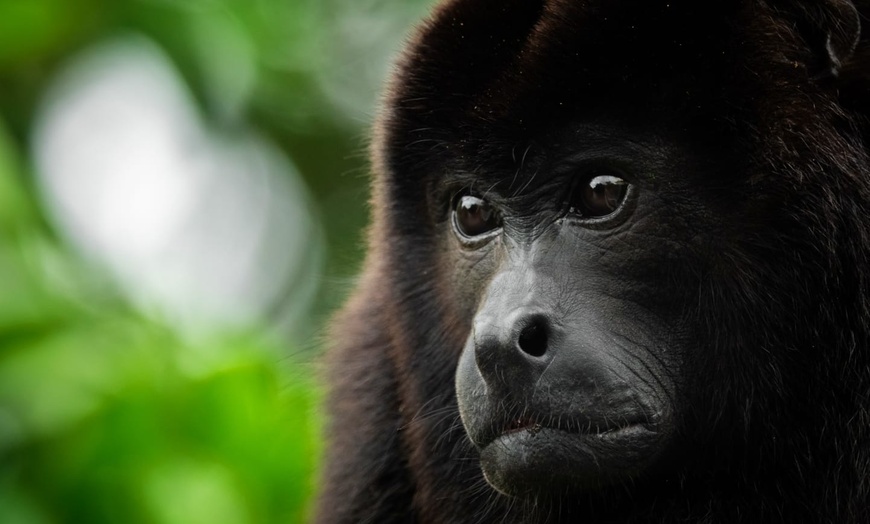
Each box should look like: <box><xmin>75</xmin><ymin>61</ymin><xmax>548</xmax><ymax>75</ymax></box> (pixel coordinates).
<box><xmin>32</xmin><ymin>36</ymin><xmax>323</xmax><ymax>334</ymax></box>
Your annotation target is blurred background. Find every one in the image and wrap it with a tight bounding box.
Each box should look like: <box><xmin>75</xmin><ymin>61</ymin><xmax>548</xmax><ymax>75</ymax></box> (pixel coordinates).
<box><xmin>0</xmin><ymin>0</ymin><xmax>431</xmax><ymax>522</ymax></box>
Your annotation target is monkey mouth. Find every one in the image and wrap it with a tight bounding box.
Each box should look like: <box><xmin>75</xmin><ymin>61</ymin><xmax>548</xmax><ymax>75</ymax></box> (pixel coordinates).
<box><xmin>487</xmin><ymin>411</ymin><xmax>651</xmax><ymax>448</ymax></box>
<box><xmin>503</xmin><ymin>416</ymin><xmax>541</xmax><ymax>435</ymax></box>
<box><xmin>475</xmin><ymin>412</ymin><xmax>664</xmax><ymax>497</ymax></box>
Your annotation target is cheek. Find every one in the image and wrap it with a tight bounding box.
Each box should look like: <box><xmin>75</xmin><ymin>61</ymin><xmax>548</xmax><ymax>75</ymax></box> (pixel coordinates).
<box><xmin>437</xmin><ymin>232</ymin><xmax>501</xmax><ymax>320</ymax></box>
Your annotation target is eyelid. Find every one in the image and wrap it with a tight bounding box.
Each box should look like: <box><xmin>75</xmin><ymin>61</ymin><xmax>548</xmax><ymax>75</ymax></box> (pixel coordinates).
<box><xmin>588</xmin><ymin>175</ymin><xmax>627</xmax><ymax>188</ymax></box>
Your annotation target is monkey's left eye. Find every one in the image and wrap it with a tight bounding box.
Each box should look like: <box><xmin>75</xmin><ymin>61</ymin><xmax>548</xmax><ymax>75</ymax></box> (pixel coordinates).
<box><xmin>453</xmin><ymin>195</ymin><xmax>502</xmax><ymax>239</ymax></box>
<box><xmin>567</xmin><ymin>174</ymin><xmax>629</xmax><ymax>219</ymax></box>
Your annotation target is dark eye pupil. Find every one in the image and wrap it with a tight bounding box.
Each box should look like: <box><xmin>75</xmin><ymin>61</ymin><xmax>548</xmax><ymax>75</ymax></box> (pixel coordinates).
<box><xmin>573</xmin><ymin>175</ymin><xmax>628</xmax><ymax>218</ymax></box>
<box><xmin>455</xmin><ymin>195</ymin><xmax>501</xmax><ymax>237</ymax></box>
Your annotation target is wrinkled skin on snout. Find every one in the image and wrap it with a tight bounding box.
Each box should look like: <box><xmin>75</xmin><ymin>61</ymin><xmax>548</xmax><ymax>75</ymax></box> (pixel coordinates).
<box><xmin>456</xmin><ymin>246</ymin><xmax>674</xmax><ymax>495</ymax></box>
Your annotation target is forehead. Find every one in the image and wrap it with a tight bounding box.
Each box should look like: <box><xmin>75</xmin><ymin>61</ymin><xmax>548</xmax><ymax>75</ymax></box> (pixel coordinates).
<box><xmin>401</xmin><ymin>3</ymin><xmax>744</xmax><ymax>122</ymax></box>
<box><xmin>378</xmin><ymin>1</ymin><xmax>764</xmax><ymax>179</ymax></box>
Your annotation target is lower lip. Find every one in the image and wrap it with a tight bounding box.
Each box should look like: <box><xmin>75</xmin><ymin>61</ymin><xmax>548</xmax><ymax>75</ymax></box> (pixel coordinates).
<box><xmin>478</xmin><ymin>424</ymin><xmax>660</xmax><ymax>495</ymax></box>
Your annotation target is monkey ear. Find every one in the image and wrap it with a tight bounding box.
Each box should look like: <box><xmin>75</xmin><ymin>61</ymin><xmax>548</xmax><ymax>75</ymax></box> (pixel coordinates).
<box><xmin>821</xmin><ymin>0</ymin><xmax>861</xmax><ymax>77</ymax></box>
<box><xmin>801</xmin><ymin>0</ymin><xmax>861</xmax><ymax>80</ymax></box>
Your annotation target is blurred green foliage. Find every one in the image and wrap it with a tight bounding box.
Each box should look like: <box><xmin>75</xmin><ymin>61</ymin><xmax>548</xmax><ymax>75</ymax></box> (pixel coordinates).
<box><xmin>0</xmin><ymin>120</ymin><xmax>321</xmax><ymax>523</ymax></box>
<box><xmin>0</xmin><ymin>0</ymin><xmax>431</xmax><ymax>522</ymax></box>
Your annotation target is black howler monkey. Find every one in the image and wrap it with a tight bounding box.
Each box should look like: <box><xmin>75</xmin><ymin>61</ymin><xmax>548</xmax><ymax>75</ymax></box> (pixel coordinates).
<box><xmin>317</xmin><ymin>0</ymin><xmax>870</xmax><ymax>522</ymax></box>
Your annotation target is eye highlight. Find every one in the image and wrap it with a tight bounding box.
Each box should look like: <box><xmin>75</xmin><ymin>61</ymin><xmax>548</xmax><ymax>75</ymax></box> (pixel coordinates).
<box><xmin>453</xmin><ymin>194</ymin><xmax>502</xmax><ymax>239</ymax></box>
<box><xmin>567</xmin><ymin>174</ymin><xmax>629</xmax><ymax>219</ymax></box>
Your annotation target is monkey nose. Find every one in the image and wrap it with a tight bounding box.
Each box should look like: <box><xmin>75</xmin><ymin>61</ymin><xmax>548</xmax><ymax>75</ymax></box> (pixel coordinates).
<box><xmin>472</xmin><ymin>311</ymin><xmax>554</xmax><ymax>390</ymax></box>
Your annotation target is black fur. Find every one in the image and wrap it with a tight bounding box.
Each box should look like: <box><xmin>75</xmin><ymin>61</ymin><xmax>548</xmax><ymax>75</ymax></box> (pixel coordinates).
<box><xmin>317</xmin><ymin>1</ymin><xmax>870</xmax><ymax>522</ymax></box>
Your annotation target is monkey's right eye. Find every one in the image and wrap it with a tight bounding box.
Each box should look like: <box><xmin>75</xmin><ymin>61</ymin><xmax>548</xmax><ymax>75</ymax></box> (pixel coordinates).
<box><xmin>453</xmin><ymin>195</ymin><xmax>502</xmax><ymax>239</ymax></box>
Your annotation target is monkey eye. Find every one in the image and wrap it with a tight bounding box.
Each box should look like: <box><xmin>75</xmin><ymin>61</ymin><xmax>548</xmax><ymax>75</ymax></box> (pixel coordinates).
<box><xmin>453</xmin><ymin>194</ymin><xmax>502</xmax><ymax>239</ymax></box>
<box><xmin>568</xmin><ymin>174</ymin><xmax>629</xmax><ymax>219</ymax></box>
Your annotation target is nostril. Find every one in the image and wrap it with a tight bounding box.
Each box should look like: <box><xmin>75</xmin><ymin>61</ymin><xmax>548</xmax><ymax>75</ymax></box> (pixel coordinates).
<box><xmin>517</xmin><ymin>318</ymin><xmax>549</xmax><ymax>357</ymax></box>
